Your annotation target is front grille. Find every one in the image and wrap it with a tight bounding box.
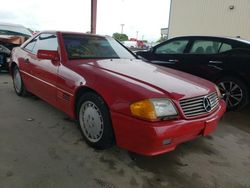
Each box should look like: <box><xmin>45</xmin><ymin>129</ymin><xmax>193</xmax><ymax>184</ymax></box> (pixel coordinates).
<box><xmin>180</xmin><ymin>92</ymin><xmax>219</xmax><ymax>117</ymax></box>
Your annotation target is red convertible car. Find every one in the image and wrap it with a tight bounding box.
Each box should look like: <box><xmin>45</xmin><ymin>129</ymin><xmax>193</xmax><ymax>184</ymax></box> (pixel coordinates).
<box><xmin>10</xmin><ymin>31</ymin><xmax>226</xmax><ymax>156</ymax></box>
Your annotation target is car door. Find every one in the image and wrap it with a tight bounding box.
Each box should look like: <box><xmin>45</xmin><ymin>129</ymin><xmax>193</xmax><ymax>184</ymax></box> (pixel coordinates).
<box><xmin>25</xmin><ymin>33</ymin><xmax>59</xmax><ymax>105</ymax></box>
<box><xmin>148</xmin><ymin>38</ymin><xmax>191</xmax><ymax>70</ymax></box>
<box><xmin>177</xmin><ymin>39</ymin><xmax>227</xmax><ymax>81</ymax></box>
<box><xmin>225</xmin><ymin>47</ymin><xmax>250</xmax><ymax>78</ymax></box>
<box><xmin>18</xmin><ymin>37</ymin><xmax>38</xmax><ymax>91</ymax></box>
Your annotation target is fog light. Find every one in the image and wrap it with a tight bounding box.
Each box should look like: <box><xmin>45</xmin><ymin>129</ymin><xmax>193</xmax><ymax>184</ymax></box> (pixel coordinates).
<box><xmin>163</xmin><ymin>139</ymin><xmax>172</xmax><ymax>145</ymax></box>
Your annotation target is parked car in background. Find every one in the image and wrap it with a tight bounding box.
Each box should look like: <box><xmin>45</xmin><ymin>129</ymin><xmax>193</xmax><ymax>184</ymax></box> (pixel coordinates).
<box><xmin>0</xmin><ymin>22</ymin><xmax>32</xmax><ymax>71</ymax></box>
<box><xmin>10</xmin><ymin>31</ymin><xmax>226</xmax><ymax>156</ymax></box>
<box><xmin>123</xmin><ymin>40</ymin><xmax>138</xmax><ymax>48</ymax></box>
<box><xmin>136</xmin><ymin>36</ymin><xmax>250</xmax><ymax>110</ymax></box>
<box><xmin>122</xmin><ymin>39</ymin><xmax>145</xmax><ymax>50</ymax></box>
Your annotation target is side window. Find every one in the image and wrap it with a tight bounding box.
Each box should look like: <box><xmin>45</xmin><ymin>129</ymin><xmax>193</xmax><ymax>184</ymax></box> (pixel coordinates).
<box><xmin>33</xmin><ymin>33</ymin><xmax>58</xmax><ymax>54</ymax></box>
<box><xmin>219</xmin><ymin>43</ymin><xmax>232</xmax><ymax>53</ymax></box>
<box><xmin>155</xmin><ymin>40</ymin><xmax>188</xmax><ymax>54</ymax></box>
<box><xmin>190</xmin><ymin>40</ymin><xmax>221</xmax><ymax>54</ymax></box>
<box><xmin>24</xmin><ymin>37</ymin><xmax>38</xmax><ymax>52</ymax></box>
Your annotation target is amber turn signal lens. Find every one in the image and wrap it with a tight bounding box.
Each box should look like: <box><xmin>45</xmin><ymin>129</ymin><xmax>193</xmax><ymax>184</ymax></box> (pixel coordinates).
<box><xmin>130</xmin><ymin>99</ymin><xmax>157</xmax><ymax>120</ymax></box>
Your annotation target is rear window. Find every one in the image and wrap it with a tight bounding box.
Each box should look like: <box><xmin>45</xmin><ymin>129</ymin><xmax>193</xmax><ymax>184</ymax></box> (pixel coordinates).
<box><xmin>190</xmin><ymin>40</ymin><xmax>221</xmax><ymax>54</ymax></box>
<box><xmin>62</xmin><ymin>34</ymin><xmax>135</xmax><ymax>60</ymax></box>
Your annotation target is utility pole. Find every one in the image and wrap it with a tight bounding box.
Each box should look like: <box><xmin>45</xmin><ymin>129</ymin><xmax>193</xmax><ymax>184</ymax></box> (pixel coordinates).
<box><xmin>91</xmin><ymin>0</ymin><xmax>97</xmax><ymax>34</ymax></box>
<box><xmin>121</xmin><ymin>24</ymin><xmax>125</xmax><ymax>34</ymax></box>
<box><xmin>136</xmin><ymin>31</ymin><xmax>139</xmax><ymax>39</ymax></box>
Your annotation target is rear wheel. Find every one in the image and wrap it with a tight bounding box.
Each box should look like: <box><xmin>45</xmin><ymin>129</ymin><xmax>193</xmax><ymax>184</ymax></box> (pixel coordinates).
<box><xmin>77</xmin><ymin>92</ymin><xmax>115</xmax><ymax>149</ymax></box>
<box><xmin>216</xmin><ymin>77</ymin><xmax>248</xmax><ymax>110</ymax></box>
<box><xmin>13</xmin><ymin>66</ymin><xmax>28</xmax><ymax>96</ymax></box>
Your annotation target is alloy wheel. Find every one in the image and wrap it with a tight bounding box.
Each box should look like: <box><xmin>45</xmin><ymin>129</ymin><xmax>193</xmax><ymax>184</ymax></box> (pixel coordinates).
<box><xmin>218</xmin><ymin>81</ymin><xmax>243</xmax><ymax>108</ymax></box>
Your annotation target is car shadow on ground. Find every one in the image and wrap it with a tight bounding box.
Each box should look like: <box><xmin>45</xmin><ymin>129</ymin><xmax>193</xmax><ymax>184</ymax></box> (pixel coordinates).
<box><xmin>122</xmin><ymin>106</ymin><xmax>250</xmax><ymax>188</ymax></box>
<box><xmin>221</xmin><ymin>105</ymin><xmax>250</xmax><ymax>133</ymax></box>
<box><xmin>125</xmin><ymin>137</ymin><xmax>219</xmax><ymax>187</ymax></box>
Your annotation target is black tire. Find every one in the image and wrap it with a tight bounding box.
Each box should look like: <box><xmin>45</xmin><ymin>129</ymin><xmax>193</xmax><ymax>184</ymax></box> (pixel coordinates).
<box><xmin>216</xmin><ymin>77</ymin><xmax>249</xmax><ymax>110</ymax></box>
<box><xmin>76</xmin><ymin>92</ymin><xmax>115</xmax><ymax>149</ymax></box>
<box><xmin>13</xmin><ymin>66</ymin><xmax>28</xmax><ymax>96</ymax></box>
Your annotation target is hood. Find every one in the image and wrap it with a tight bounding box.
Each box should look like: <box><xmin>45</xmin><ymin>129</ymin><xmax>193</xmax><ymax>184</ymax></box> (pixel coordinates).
<box><xmin>86</xmin><ymin>59</ymin><xmax>215</xmax><ymax>100</ymax></box>
<box><xmin>0</xmin><ymin>35</ymin><xmax>26</xmax><ymax>45</ymax></box>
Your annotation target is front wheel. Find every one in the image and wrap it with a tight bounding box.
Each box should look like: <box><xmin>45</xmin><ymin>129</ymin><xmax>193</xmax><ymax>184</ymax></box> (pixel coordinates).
<box><xmin>77</xmin><ymin>92</ymin><xmax>115</xmax><ymax>149</ymax></box>
<box><xmin>13</xmin><ymin>66</ymin><xmax>28</xmax><ymax>96</ymax></box>
<box><xmin>216</xmin><ymin>77</ymin><xmax>248</xmax><ymax>110</ymax></box>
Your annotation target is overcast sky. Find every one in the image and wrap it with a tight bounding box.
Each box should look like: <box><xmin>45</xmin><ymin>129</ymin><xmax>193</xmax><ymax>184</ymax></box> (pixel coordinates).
<box><xmin>0</xmin><ymin>0</ymin><xmax>170</xmax><ymax>41</ymax></box>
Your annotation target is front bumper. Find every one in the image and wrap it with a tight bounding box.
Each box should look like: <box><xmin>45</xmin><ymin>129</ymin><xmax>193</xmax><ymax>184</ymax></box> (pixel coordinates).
<box><xmin>111</xmin><ymin>100</ymin><xmax>226</xmax><ymax>156</ymax></box>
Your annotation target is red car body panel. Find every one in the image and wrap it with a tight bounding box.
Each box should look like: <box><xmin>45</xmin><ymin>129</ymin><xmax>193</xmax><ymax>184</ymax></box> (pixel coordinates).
<box><xmin>111</xmin><ymin>101</ymin><xmax>225</xmax><ymax>155</ymax></box>
<box><xmin>10</xmin><ymin>31</ymin><xmax>226</xmax><ymax>156</ymax></box>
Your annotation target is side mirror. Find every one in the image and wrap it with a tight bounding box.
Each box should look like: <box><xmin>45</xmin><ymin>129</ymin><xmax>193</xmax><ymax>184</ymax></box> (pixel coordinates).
<box><xmin>37</xmin><ymin>50</ymin><xmax>59</xmax><ymax>61</ymax></box>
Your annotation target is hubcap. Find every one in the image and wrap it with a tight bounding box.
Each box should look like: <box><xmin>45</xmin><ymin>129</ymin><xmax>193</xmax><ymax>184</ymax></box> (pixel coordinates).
<box><xmin>79</xmin><ymin>101</ymin><xmax>104</xmax><ymax>143</ymax></box>
<box><xmin>218</xmin><ymin>81</ymin><xmax>243</xmax><ymax>108</ymax></box>
<box><xmin>13</xmin><ymin>69</ymin><xmax>22</xmax><ymax>93</ymax></box>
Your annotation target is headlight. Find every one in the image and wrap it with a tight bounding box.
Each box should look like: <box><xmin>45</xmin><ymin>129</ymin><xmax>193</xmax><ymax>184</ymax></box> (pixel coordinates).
<box><xmin>130</xmin><ymin>98</ymin><xmax>178</xmax><ymax>121</ymax></box>
<box><xmin>215</xmin><ymin>85</ymin><xmax>222</xmax><ymax>99</ymax></box>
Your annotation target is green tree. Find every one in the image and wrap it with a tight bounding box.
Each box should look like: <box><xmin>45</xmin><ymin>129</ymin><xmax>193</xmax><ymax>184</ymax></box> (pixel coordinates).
<box><xmin>112</xmin><ymin>33</ymin><xmax>129</xmax><ymax>42</ymax></box>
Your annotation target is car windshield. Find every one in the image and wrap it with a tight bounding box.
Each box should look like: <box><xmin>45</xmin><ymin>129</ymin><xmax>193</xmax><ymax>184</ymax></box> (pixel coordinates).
<box><xmin>0</xmin><ymin>24</ymin><xmax>32</xmax><ymax>37</ymax></box>
<box><xmin>62</xmin><ymin>34</ymin><xmax>136</xmax><ymax>60</ymax></box>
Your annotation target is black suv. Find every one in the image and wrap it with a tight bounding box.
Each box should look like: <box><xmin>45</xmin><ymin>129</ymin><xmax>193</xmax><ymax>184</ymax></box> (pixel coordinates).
<box><xmin>136</xmin><ymin>36</ymin><xmax>250</xmax><ymax>110</ymax></box>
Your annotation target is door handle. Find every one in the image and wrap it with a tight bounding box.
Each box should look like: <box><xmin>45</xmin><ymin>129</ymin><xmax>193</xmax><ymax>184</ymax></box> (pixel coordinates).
<box><xmin>25</xmin><ymin>58</ymin><xmax>30</xmax><ymax>63</ymax></box>
<box><xmin>168</xmin><ymin>59</ymin><xmax>179</xmax><ymax>63</ymax></box>
<box><xmin>209</xmin><ymin>60</ymin><xmax>222</xmax><ymax>64</ymax></box>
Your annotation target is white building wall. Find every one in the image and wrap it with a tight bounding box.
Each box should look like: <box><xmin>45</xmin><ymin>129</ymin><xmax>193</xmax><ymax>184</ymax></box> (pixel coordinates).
<box><xmin>168</xmin><ymin>0</ymin><xmax>250</xmax><ymax>40</ymax></box>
